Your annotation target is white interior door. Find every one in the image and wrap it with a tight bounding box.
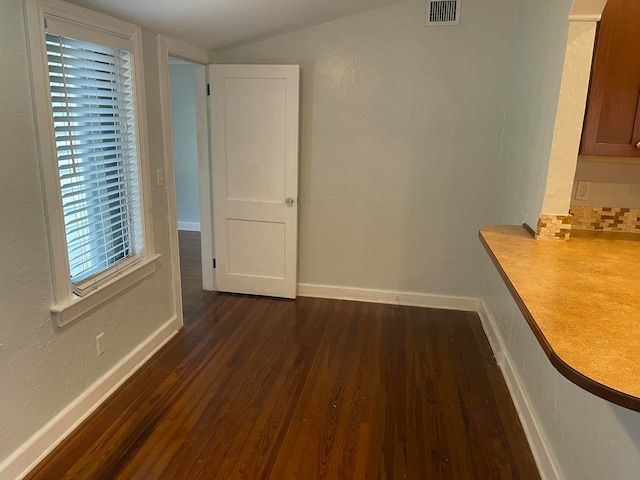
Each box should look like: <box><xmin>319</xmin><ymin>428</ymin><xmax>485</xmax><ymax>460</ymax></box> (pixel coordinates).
<box><xmin>209</xmin><ymin>64</ymin><xmax>299</xmax><ymax>298</ymax></box>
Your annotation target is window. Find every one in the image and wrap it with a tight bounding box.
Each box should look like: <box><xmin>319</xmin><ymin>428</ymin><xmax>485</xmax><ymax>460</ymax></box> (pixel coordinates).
<box><xmin>25</xmin><ymin>0</ymin><xmax>158</xmax><ymax>326</ymax></box>
<box><xmin>47</xmin><ymin>33</ymin><xmax>143</xmax><ymax>295</ymax></box>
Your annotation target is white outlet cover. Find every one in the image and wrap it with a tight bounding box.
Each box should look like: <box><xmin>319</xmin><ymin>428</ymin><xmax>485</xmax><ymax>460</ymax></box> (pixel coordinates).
<box><xmin>96</xmin><ymin>333</ymin><xmax>105</xmax><ymax>356</ymax></box>
<box><xmin>575</xmin><ymin>180</ymin><xmax>590</xmax><ymax>201</ymax></box>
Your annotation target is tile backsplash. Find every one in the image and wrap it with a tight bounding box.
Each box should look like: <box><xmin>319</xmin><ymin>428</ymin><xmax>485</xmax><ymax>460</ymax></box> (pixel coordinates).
<box><xmin>570</xmin><ymin>205</ymin><xmax>640</xmax><ymax>233</ymax></box>
<box><xmin>536</xmin><ymin>213</ymin><xmax>572</xmax><ymax>240</ymax></box>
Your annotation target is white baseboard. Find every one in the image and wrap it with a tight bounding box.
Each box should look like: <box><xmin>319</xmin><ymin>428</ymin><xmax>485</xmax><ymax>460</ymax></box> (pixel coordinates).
<box><xmin>177</xmin><ymin>221</ymin><xmax>200</xmax><ymax>232</ymax></box>
<box><xmin>297</xmin><ymin>283</ymin><xmax>480</xmax><ymax>312</ymax></box>
<box><xmin>477</xmin><ymin>301</ymin><xmax>561</xmax><ymax>480</ymax></box>
<box><xmin>2</xmin><ymin>316</ymin><xmax>181</xmax><ymax>480</ymax></box>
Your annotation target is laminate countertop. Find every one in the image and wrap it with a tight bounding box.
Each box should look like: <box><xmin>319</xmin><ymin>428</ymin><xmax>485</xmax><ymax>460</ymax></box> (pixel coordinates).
<box><xmin>480</xmin><ymin>225</ymin><xmax>640</xmax><ymax>411</ymax></box>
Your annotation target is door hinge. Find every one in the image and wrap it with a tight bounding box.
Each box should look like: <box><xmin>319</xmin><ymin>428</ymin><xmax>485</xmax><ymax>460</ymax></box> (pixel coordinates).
<box><xmin>213</xmin><ymin>258</ymin><xmax>216</xmax><ymax>268</ymax></box>
<box><xmin>207</xmin><ymin>84</ymin><xmax>211</xmax><ymax>96</ymax></box>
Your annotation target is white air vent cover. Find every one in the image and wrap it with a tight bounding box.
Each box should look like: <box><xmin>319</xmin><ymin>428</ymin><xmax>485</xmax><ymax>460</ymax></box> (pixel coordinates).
<box><xmin>426</xmin><ymin>0</ymin><xmax>461</xmax><ymax>26</ymax></box>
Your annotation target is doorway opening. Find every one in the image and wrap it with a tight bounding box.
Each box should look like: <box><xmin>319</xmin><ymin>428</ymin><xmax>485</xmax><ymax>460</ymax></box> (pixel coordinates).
<box><xmin>168</xmin><ymin>56</ymin><xmax>206</xmax><ymax>312</ymax></box>
<box><xmin>159</xmin><ymin>38</ymin><xmax>215</xmax><ymax>329</ymax></box>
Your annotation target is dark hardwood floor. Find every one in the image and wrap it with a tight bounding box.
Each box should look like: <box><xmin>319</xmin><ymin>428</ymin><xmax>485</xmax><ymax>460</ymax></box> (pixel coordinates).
<box><xmin>178</xmin><ymin>230</ymin><xmax>207</xmax><ymax>313</ymax></box>
<box><xmin>25</xmin><ymin>230</ymin><xmax>540</xmax><ymax>479</ymax></box>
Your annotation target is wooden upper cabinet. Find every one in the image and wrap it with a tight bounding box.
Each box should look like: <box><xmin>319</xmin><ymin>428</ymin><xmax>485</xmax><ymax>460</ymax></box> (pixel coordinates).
<box><xmin>581</xmin><ymin>0</ymin><xmax>640</xmax><ymax>157</ymax></box>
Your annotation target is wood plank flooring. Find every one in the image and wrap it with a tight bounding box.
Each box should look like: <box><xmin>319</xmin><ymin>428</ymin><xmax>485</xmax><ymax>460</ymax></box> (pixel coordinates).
<box><xmin>25</xmin><ymin>231</ymin><xmax>540</xmax><ymax>479</ymax></box>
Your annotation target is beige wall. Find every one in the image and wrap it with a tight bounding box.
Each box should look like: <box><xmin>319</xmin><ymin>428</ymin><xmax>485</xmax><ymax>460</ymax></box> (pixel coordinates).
<box><xmin>541</xmin><ymin>21</ymin><xmax>597</xmax><ymax>215</ymax></box>
<box><xmin>0</xmin><ymin>2</ymin><xmax>178</xmax><ymax>474</ymax></box>
<box><xmin>572</xmin><ymin>159</ymin><xmax>640</xmax><ymax>209</ymax></box>
<box><xmin>219</xmin><ymin>0</ymin><xmax>516</xmax><ymax>298</ymax></box>
<box><xmin>483</xmin><ymin>0</ymin><xmax>640</xmax><ymax>478</ymax></box>
<box><xmin>488</xmin><ymin>0</ymin><xmax>572</xmax><ymax>227</ymax></box>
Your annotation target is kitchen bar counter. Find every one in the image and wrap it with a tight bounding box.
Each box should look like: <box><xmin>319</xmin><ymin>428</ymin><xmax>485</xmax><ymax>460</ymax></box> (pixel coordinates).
<box><xmin>480</xmin><ymin>225</ymin><xmax>640</xmax><ymax>411</ymax></box>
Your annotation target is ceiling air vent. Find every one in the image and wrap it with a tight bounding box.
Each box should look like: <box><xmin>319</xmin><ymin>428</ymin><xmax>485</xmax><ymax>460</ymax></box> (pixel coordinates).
<box><xmin>425</xmin><ymin>0</ymin><xmax>461</xmax><ymax>26</ymax></box>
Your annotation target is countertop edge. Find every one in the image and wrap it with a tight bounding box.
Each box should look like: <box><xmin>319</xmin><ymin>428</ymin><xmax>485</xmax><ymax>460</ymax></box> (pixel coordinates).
<box><xmin>479</xmin><ymin>227</ymin><xmax>640</xmax><ymax>412</ymax></box>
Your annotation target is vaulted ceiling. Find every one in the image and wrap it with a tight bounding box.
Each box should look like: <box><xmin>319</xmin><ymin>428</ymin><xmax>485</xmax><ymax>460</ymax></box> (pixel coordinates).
<box><xmin>65</xmin><ymin>0</ymin><xmax>405</xmax><ymax>51</ymax></box>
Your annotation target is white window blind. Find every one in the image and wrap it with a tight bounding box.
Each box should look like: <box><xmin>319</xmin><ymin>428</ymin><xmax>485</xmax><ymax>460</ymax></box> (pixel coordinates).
<box><xmin>46</xmin><ymin>32</ymin><xmax>143</xmax><ymax>295</ymax></box>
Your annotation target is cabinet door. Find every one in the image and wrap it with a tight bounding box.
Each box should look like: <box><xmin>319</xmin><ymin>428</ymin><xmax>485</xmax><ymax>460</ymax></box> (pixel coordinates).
<box><xmin>581</xmin><ymin>0</ymin><xmax>640</xmax><ymax>157</ymax></box>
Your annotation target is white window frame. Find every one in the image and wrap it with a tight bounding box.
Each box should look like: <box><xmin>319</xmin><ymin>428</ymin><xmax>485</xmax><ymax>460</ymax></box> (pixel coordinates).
<box><xmin>24</xmin><ymin>0</ymin><xmax>159</xmax><ymax>327</ymax></box>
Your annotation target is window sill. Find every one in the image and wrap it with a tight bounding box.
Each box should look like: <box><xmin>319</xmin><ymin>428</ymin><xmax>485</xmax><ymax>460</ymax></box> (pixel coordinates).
<box><xmin>51</xmin><ymin>253</ymin><xmax>162</xmax><ymax>327</ymax></box>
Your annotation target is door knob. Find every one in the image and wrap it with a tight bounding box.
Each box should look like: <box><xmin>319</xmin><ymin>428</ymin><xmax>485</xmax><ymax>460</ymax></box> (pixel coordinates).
<box><xmin>285</xmin><ymin>197</ymin><xmax>295</xmax><ymax>205</ymax></box>
<box><xmin>636</xmin><ymin>141</ymin><xmax>640</xmax><ymax>149</ymax></box>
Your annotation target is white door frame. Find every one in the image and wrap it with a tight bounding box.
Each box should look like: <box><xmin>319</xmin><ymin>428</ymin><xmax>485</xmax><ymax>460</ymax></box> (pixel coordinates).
<box><xmin>157</xmin><ymin>35</ymin><xmax>216</xmax><ymax>327</ymax></box>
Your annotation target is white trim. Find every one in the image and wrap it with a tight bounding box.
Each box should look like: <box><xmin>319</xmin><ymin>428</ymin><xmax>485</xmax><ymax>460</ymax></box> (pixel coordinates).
<box><xmin>157</xmin><ymin>35</ymin><xmax>185</xmax><ymax>329</ymax></box>
<box><xmin>569</xmin><ymin>0</ymin><xmax>607</xmax><ymax>22</ymax></box>
<box><xmin>157</xmin><ymin>34</ymin><xmax>216</xmax><ymax>329</ymax></box>
<box><xmin>132</xmin><ymin>27</ymin><xmax>155</xmax><ymax>258</ymax></box>
<box><xmin>51</xmin><ymin>254</ymin><xmax>161</xmax><ymax>327</ymax></box>
<box><xmin>177</xmin><ymin>221</ymin><xmax>201</xmax><ymax>232</ymax></box>
<box><xmin>24</xmin><ymin>0</ymin><xmax>74</xmax><ymax>301</ymax></box>
<box><xmin>0</xmin><ymin>316</ymin><xmax>180</xmax><ymax>480</ymax></box>
<box><xmin>477</xmin><ymin>300</ymin><xmax>562</xmax><ymax>480</ymax></box>
<box><xmin>568</xmin><ymin>13</ymin><xmax>602</xmax><ymax>21</ymax></box>
<box><xmin>297</xmin><ymin>283</ymin><xmax>480</xmax><ymax>311</ymax></box>
<box><xmin>72</xmin><ymin>255</ymin><xmax>144</xmax><ymax>297</ymax></box>
<box><xmin>194</xmin><ymin>64</ymin><xmax>216</xmax><ymax>291</ymax></box>
<box><xmin>28</xmin><ymin>0</ymin><xmax>141</xmax><ymax>38</ymax></box>
<box><xmin>163</xmin><ymin>35</ymin><xmax>216</xmax><ymax>64</ymax></box>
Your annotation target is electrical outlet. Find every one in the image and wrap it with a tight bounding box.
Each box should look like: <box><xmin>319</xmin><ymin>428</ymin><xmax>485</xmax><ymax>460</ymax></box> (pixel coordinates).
<box><xmin>394</xmin><ymin>294</ymin><xmax>400</xmax><ymax>305</ymax></box>
<box><xmin>96</xmin><ymin>333</ymin><xmax>105</xmax><ymax>356</ymax></box>
<box><xmin>575</xmin><ymin>180</ymin><xmax>590</xmax><ymax>201</ymax></box>
<box><xmin>156</xmin><ymin>169</ymin><xmax>165</xmax><ymax>187</ymax></box>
